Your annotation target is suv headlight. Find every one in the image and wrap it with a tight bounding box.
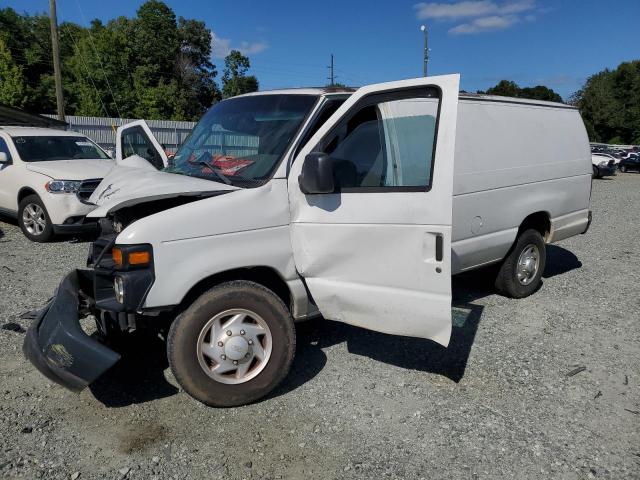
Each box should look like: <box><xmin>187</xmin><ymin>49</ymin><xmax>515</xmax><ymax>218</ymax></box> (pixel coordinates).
<box><xmin>45</xmin><ymin>180</ymin><xmax>81</xmax><ymax>193</ymax></box>
<box><xmin>598</xmin><ymin>161</ymin><xmax>609</xmax><ymax>167</ymax></box>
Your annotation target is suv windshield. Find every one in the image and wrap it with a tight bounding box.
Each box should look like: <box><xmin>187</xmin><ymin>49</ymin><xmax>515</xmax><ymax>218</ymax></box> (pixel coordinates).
<box><xmin>13</xmin><ymin>136</ymin><xmax>110</xmax><ymax>162</ymax></box>
<box><xmin>165</xmin><ymin>94</ymin><xmax>318</xmax><ymax>187</ymax></box>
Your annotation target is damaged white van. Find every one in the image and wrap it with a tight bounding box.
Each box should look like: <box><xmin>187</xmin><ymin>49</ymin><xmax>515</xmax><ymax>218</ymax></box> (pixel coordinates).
<box><xmin>23</xmin><ymin>75</ymin><xmax>592</xmax><ymax>407</ymax></box>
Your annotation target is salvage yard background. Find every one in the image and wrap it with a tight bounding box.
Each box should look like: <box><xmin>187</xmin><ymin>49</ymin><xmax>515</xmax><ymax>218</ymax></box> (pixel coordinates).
<box><xmin>0</xmin><ymin>173</ymin><xmax>638</xmax><ymax>479</ymax></box>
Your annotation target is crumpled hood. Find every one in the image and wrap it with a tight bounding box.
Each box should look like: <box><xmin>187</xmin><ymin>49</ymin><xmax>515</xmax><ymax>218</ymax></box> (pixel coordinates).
<box><xmin>26</xmin><ymin>159</ymin><xmax>115</xmax><ymax>180</ymax></box>
<box><xmin>87</xmin><ymin>166</ymin><xmax>239</xmax><ymax>218</ymax></box>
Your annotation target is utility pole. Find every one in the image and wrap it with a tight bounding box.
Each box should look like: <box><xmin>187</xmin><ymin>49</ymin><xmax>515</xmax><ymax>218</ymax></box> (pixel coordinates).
<box><xmin>49</xmin><ymin>0</ymin><xmax>65</xmax><ymax>121</ymax></box>
<box><xmin>421</xmin><ymin>25</ymin><xmax>429</xmax><ymax>77</ymax></box>
<box><xmin>327</xmin><ymin>54</ymin><xmax>336</xmax><ymax>86</ymax></box>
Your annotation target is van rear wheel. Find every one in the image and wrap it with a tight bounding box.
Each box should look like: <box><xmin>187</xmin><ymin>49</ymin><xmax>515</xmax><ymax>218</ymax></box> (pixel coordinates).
<box><xmin>495</xmin><ymin>229</ymin><xmax>546</xmax><ymax>298</ymax></box>
<box><xmin>167</xmin><ymin>281</ymin><xmax>295</xmax><ymax>407</ymax></box>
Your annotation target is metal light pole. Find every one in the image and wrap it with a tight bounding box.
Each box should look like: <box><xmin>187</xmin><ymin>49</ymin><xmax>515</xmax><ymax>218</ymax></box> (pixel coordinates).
<box><xmin>421</xmin><ymin>25</ymin><xmax>428</xmax><ymax>77</ymax></box>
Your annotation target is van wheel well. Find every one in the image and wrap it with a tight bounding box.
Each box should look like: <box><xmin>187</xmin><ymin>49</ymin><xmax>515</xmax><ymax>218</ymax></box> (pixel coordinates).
<box><xmin>519</xmin><ymin>212</ymin><xmax>551</xmax><ymax>241</ymax></box>
<box><xmin>178</xmin><ymin>267</ymin><xmax>292</xmax><ymax>315</ymax></box>
<box><xmin>18</xmin><ymin>187</ymin><xmax>38</xmax><ymax>204</ymax></box>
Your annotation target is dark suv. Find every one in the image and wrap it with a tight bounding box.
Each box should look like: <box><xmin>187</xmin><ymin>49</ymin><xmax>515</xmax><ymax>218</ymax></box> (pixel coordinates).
<box><xmin>619</xmin><ymin>154</ymin><xmax>640</xmax><ymax>173</ymax></box>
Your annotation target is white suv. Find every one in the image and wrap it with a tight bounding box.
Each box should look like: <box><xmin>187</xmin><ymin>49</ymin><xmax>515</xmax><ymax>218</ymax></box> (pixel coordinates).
<box><xmin>0</xmin><ymin>127</ymin><xmax>115</xmax><ymax>241</ymax></box>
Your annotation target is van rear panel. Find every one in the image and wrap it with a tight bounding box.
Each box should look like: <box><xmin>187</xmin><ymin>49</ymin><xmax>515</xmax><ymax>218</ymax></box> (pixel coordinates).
<box><xmin>451</xmin><ymin>97</ymin><xmax>591</xmax><ymax>273</ymax></box>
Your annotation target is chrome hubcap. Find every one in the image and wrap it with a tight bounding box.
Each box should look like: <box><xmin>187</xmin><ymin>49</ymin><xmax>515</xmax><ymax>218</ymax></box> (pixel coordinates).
<box><xmin>516</xmin><ymin>244</ymin><xmax>540</xmax><ymax>285</ymax></box>
<box><xmin>196</xmin><ymin>308</ymin><xmax>272</xmax><ymax>385</ymax></box>
<box><xmin>22</xmin><ymin>203</ymin><xmax>46</xmax><ymax>235</ymax></box>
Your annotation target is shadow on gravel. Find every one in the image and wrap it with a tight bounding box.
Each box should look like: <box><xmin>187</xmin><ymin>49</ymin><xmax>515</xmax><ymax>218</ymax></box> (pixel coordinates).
<box><xmin>89</xmin><ymin>332</ymin><xmax>178</xmax><ymax>407</ymax></box>
<box><xmin>270</xmin><ymin>299</ymin><xmax>484</xmax><ymax>400</ymax></box>
<box><xmin>544</xmin><ymin>244</ymin><xmax>582</xmax><ymax>278</ymax></box>
<box><xmin>0</xmin><ymin>212</ymin><xmax>17</xmax><ymax>227</ymax></box>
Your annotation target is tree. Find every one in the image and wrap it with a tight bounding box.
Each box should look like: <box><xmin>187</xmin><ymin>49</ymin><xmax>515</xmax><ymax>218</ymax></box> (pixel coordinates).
<box><xmin>0</xmin><ymin>2</ymin><xmax>235</xmax><ymax>120</ymax></box>
<box><xmin>483</xmin><ymin>80</ymin><xmax>520</xmax><ymax>98</ymax></box>
<box><xmin>222</xmin><ymin>50</ymin><xmax>258</xmax><ymax>99</ymax></box>
<box><xmin>573</xmin><ymin>60</ymin><xmax>640</xmax><ymax>144</ymax></box>
<box><xmin>479</xmin><ymin>79</ymin><xmax>563</xmax><ymax>102</ymax></box>
<box><xmin>0</xmin><ymin>37</ymin><xmax>27</xmax><ymax>108</ymax></box>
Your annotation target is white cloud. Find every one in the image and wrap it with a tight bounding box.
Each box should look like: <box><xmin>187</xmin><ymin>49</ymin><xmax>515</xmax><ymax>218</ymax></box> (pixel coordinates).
<box><xmin>449</xmin><ymin>14</ymin><xmax>519</xmax><ymax>34</ymax></box>
<box><xmin>211</xmin><ymin>32</ymin><xmax>269</xmax><ymax>59</ymax></box>
<box><xmin>414</xmin><ymin>0</ymin><xmax>535</xmax><ymax>19</ymax></box>
<box><xmin>414</xmin><ymin>0</ymin><xmax>540</xmax><ymax>35</ymax></box>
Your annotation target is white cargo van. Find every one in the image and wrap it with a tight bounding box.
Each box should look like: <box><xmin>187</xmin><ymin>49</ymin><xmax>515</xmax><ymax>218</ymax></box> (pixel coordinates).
<box><xmin>23</xmin><ymin>75</ymin><xmax>592</xmax><ymax>407</ymax></box>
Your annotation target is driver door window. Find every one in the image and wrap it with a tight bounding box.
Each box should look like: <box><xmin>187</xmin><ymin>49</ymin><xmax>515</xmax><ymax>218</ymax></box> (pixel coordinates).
<box><xmin>315</xmin><ymin>89</ymin><xmax>440</xmax><ymax>191</ymax></box>
<box><xmin>121</xmin><ymin>127</ymin><xmax>163</xmax><ymax>169</ymax></box>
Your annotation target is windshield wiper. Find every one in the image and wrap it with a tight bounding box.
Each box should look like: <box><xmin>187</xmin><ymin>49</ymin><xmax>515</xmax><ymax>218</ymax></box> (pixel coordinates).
<box><xmin>191</xmin><ymin>160</ymin><xmax>232</xmax><ymax>185</ymax></box>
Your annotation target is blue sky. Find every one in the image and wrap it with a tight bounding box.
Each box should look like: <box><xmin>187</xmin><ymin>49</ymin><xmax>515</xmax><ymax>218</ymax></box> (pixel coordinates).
<box><xmin>5</xmin><ymin>0</ymin><xmax>640</xmax><ymax>99</ymax></box>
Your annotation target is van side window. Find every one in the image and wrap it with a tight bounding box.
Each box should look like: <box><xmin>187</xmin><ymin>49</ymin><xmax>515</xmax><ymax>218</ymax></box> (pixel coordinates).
<box><xmin>315</xmin><ymin>89</ymin><xmax>440</xmax><ymax>191</ymax></box>
<box><xmin>121</xmin><ymin>127</ymin><xmax>163</xmax><ymax>169</ymax></box>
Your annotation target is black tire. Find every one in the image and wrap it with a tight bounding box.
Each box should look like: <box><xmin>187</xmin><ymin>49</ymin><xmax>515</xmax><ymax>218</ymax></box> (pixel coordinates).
<box><xmin>620</xmin><ymin>165</ymin><xmax>627</xmax><ymax>173</ymax></box>
<box><xmin>17</xmin><ymin>194</ymin><xmax>53</xmax><ymax>242</ymax></box>
<box><xmin>167</xmin><ymin>281</ymin><xmax>295</xmax><ymax>407</ymax></box>
<box><xmin>495</xmin><ymin>228</ymin><xmax>546</xmax><ymax>298</ymax></box>
<box><xmin>592</xmin><ymin>165</ymin><xmax>600</xmax><ymax>178</ymax></box>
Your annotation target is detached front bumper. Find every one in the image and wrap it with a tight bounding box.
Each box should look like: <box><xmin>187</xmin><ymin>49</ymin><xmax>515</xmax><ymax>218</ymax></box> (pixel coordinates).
<box><xmin>22</xmin><ymin>269</ymin><xmax>120</xmax><ymax>392</ymax></box>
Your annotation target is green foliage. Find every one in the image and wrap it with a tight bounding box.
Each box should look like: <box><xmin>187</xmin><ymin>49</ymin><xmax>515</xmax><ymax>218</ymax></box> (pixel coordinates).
<box><xmin>0</xmin><ymin>1</ymin><xmax>235</xmax><ymax>121</ymax></box>
<box><xmin>573</xmin><ymin>61</ymin><xmax>640</xmax><ymax>144</ymax></box>
<box><xmin>0</xmin><ymin>37</ymin><xmax>27</xmax><ymax>108</ymax></box>
<box><xmin>222</xmin><ymin>50</ymin><xmax>259</xmax><ymax>99</ymax></box>
<box><xmin>479</xmin><ymin>79</ymin><xmax>563</xmax><ymax>102</ymax></box>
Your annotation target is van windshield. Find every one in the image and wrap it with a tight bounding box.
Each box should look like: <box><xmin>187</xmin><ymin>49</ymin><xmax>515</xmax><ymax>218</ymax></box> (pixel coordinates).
<box><xmin>166</xmin><ymin>94</ymin><xmax>318</xmax><ymax>187</ymax></box>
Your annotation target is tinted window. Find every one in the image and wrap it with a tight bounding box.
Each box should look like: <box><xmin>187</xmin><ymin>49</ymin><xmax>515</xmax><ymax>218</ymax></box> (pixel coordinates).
<box><xmin>12</xmin><ymin>136</ymin><xmax>109</xmax><ymax>162</ymax></box>
<box><xmin>315</xmin><ymin>90</ymin><xmax>440</xmax><ymax>190</ymax></box>
<box><xmin>0</xmin><ymin>138</ymin><xmax>11</xmax><ymax>170</ymax></box>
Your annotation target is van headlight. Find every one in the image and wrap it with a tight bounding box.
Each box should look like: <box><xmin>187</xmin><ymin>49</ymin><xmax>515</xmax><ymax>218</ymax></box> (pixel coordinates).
<box><xmin>45</xmin><ymin>180</ymin><xmax>81</xmax><ymax>193</ymax></box>
<box><xmin>114</xmin><ymin>276</ymin><xmax>125</xmax><ymax>303</ymax></box>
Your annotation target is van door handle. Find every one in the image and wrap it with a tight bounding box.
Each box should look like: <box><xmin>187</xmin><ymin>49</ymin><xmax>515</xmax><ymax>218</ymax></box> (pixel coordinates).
<box><xmin>435</xmin><ymin>234</ymin><xmax>443</xmax><ymax>262</ymax></box>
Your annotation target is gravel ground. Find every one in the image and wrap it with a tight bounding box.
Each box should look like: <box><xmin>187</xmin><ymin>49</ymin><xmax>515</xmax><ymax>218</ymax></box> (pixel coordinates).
<box><xmin>0</xmin><ymin>174</ymin><xmax>639</xmax><ymax>480</ymax></box>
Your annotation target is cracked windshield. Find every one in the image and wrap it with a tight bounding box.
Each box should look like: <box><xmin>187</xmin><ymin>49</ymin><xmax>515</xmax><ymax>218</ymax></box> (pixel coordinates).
<box><xmin>165</xmin><ymin>94</ymin><xmax>317</xmax><ymax>187</ymax></box>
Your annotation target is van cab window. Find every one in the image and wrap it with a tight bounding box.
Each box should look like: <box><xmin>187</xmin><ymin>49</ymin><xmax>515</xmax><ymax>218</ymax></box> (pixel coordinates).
<box><xmin>121</xmin><ymin>127</ymin><xmax>164</xmax><ymax>169</ymax></box>
<box><xmin>316</xmin><ymin>90</ymin><xmax>440</xmax><ymax>191</ymax></box>
<box><xmin>166</xmin><ymin>94</ymin><xmax>317</xmax><ymax>187</ymax></box>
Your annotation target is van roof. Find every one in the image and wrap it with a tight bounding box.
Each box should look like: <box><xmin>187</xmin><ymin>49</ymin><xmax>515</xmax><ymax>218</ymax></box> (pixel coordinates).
<box><xmin>237</xmin><ymin>87</ymin><xmax>575</xmax><ymax>110</ymax></box>
<box><xmin>459</xmin><ymin>92</ymin><xmax>576</xmax><ymax>110</ymax></box>
<box><xmin>236</xmin><ymin>87</ymin><xmax>356</xmax><ymax>98</ymax></box>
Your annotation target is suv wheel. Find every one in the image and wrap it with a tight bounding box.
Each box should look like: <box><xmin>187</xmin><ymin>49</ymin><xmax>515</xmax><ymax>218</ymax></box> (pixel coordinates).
<box><xmin>495</xmin><ymin>228</ymin><xmax>546</xmax><ymax>298</ymax></box>
<box><xmin>167</xmin><ymin>281</ymin><xmax>295</xmax><ymax>407</ymax></box>
<box><xmin>18</xmin><ymin>194</ymin><xmax>53</xmax><ymax>242</ymax></box>
<box><xmin>592</xmin><ymin>165</ymin><xmax>600</xmax><ymax>178</ymax></box>
<box><xmin>620</xmin><ymin>165</ymin><xmax>627</xmax><ymax>173</ymax></box>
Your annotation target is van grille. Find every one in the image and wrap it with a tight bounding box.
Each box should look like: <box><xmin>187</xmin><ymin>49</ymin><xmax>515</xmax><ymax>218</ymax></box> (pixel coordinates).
<box><xmin>76</xmin><ymin>179</ymin><xmax>102</xmax><ymax>203</ymax></box>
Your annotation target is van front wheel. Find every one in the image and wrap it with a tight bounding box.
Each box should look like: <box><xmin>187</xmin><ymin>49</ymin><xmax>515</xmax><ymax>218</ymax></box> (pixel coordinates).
<box><xmin>167</xmin><ymin>281</ymin><xmax>295</xmax><ymax>407</ymax></box>
<box><xmin>495</xmin><ymin>229</ymin><xmax>546</xmax><ymax>298</ymax></box>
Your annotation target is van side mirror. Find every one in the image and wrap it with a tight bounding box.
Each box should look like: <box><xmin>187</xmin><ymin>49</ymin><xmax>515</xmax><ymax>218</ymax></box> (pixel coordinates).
<box><xmin>0</xmin><ymin>152</ymin><xmax>8</xmax><ymax>163</ymax></box>
<box><xmin>299</xmin><ymin>152</ymin><xmax>334</xmax><ymax>194</ymax></box>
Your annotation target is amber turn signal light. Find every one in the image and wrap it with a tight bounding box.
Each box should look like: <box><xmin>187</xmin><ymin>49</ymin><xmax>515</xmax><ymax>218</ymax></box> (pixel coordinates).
<box><xmin>112</xmin><ymin>246</ymin><xmax>151</xmax><ymax>268</ymax></box>
<box><xmin>128</xmin><ymin>251</ymin><xmax>151</xmax><ymax>265</ymax></box>
<box><xmin>112</xmin><ymin>247</ymin><xmax>123</xmax><ymax>268</ymax></box>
